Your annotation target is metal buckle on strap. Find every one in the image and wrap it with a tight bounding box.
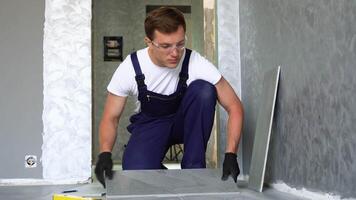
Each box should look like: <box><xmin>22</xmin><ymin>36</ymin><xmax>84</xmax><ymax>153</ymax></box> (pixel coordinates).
<box><xmin>179</xmin><ymin>72</ymin><xmax>189</xmax><ymax>81</ymax></box>
<box><xmin>135</xmin><ymin>74</ymin><xmax>146</xmax><ymax>87</ymax></box>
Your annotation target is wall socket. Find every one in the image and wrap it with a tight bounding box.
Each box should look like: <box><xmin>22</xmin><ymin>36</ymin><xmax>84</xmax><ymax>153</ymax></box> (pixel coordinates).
<box><xmin>25</xmin><ymin>155</ymin><xmax>37</xmax><ymax>168</ymax></box>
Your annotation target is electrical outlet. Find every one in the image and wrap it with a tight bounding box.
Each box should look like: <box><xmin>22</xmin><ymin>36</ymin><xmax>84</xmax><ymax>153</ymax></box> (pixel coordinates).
<box><xmin>25</xmin><ymin>155</ymin><xmax>37</xmax><ymax>168</ymax></box>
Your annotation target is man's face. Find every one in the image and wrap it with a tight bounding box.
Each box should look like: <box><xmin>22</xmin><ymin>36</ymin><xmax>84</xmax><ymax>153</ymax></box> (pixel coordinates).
<box><xmin>147</xmin><ymin>25</ymin><xmax>186</xmax><ymax>68</ymax></box>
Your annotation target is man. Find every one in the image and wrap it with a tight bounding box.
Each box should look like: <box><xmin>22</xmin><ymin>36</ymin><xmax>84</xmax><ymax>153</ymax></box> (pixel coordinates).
<box><xmin>95</xmin><ymin>7</ymin><xmax>243</xmax><ymax>187</ymax></box>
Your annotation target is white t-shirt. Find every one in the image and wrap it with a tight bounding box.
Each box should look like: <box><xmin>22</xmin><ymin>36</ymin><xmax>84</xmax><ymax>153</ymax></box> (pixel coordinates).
<box><xmin>107</xmin><ymin>48</ymin><xmax>221</xmax><ymax>110</ymax></box>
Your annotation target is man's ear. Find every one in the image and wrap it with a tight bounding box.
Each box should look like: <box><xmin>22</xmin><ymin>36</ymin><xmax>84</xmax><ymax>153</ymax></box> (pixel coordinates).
<box><xmin>144</xmin><ymin>37</ymin><xmax>151</xmax><ymax>45</ymax></box>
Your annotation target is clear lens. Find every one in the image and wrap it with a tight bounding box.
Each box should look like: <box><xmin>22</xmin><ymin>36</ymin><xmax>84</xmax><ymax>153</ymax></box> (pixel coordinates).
<box><xmin>151</xmin><ymin>39</ymin><xmax>186</xmax><ymax>53</ymax></box>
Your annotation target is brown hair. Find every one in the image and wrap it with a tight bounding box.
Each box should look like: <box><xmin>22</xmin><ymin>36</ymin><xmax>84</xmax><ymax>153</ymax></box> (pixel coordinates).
<box><xmin>144</xmin><ymin>7</ymin><xmax>186</xmax><ymax>40</ymax></box>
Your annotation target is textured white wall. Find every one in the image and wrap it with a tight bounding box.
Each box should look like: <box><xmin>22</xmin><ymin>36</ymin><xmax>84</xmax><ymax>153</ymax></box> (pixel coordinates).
<box><xmin>42</xmin><ymin>0</ymin><xmax>92</xmax><ymax>180</ymax></box>
<box><xmin>216</xmin><ymin>0</ymin><xmax>243</xmax><ymax>170</ymax></box>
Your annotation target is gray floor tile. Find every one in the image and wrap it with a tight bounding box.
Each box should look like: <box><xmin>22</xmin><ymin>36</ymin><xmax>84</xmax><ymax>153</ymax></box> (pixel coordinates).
<box><xmin>106</xmin><ymin>168</ymin><xmax>308</xmax><ymax>200</ymax></box>
<box><xmin>106</xmin><ymin>169</ymin><xmax>238</xmax><ymax>199</ymax></box>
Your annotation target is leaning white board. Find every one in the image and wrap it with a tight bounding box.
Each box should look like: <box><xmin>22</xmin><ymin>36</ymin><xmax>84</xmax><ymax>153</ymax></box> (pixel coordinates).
<box><xmin>248</xmin><ymin>66</ymin><xmax>281</xmax><ymax>192</ymax></box>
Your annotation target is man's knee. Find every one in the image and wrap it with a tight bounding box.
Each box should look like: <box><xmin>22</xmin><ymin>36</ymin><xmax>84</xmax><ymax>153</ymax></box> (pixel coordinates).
<box><xmin>187</xmin><ymin>80</ymin><xmax>217</xmax><ymax>102</ymax></box>
<box><xmin>122</xmin><ymin>143</ymin><xmax>166</xmax><ymax>170</ymax></box>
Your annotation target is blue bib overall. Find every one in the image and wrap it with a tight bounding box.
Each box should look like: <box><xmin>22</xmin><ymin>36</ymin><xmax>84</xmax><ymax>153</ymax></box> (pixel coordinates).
<box><xmin>123</xmin><ymin>49</ymin><xmax>217</xmax><ymax>170</ymax></box>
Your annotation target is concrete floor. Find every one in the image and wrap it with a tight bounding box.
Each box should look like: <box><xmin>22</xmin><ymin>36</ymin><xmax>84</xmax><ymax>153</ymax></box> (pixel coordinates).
<box><xmin>0</xmin><ymin>167</ymin><xmax>310</xmax><ymax>200</ymax></box>
<box><xmin>0</xmin><ymin>180</ymin><xmax>310</xmax><ymax>200</ymax></box>
<box><xmin>0</xmin><ymin>183</ymin><xmax>103</xmax><ymax>200</ymax></box>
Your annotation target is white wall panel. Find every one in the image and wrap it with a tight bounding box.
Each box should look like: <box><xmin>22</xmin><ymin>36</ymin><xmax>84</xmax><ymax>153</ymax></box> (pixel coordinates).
<box><xmin>42</xmin><ymin>0</ymin><xmax>92</xmax><ymax>180</ymax></box>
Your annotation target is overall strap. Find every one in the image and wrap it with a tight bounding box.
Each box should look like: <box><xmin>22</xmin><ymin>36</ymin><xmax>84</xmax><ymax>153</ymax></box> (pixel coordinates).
<box><xmin>178</xmin><ymin>48</ymin><xmax>192</xmax><ymax>87</ymax></box>
<box><xmin>130</xmin><ymin>52</ymin><xmax>146</xmax><ymax>89</ymax></box>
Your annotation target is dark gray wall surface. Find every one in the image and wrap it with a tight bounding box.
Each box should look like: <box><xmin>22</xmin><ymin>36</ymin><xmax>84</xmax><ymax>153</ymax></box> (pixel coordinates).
<box><xmin>240</xmin><ymin>0</ymin><xmax>356</xmax><ymax>197</ymax></box>
<box><xmin>92</xmin><ymin>0</ymin><xmax>137</xmax><ymax>164</ymax></box>
<box><xmin>0</xmin><ymin>0</ymin><xmax>44</xmax><ymax>178</ymax></box>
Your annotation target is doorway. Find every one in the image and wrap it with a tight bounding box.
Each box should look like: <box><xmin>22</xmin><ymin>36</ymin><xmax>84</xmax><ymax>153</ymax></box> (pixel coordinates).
<box><xmin>92</xmin><ymin>0</ymin><xmax>216</xmax><ymax>167</ymax></box>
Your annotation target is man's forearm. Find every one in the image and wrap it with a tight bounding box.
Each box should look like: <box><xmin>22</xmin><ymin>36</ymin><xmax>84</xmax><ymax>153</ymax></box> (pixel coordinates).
<box><xmin>225</xmin><ymin>106</ymin><xmax>243</xmax><ymax>153</ymax></box>
<box><xmin>99</xmin><ymin>118</ymin><xmax>118</xmax><ymax>153</ymax></box>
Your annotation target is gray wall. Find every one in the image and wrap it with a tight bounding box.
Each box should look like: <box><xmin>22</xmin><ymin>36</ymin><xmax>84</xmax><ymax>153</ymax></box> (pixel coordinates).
<box><xmin>92</xmin><ymin>0</ymin><xmax>137</xmax><ymax>164</ymax></box>
<box><xmin>0</xmin><ymin>0</ymin><xmax>44</xmax><ymax>178</ymax></box>
<box><xmin>216</xmin><ymin>0</ymin><xmax>242</xmax><ymax>168</ymax></box>
<box><xmin>240</xmin><ymin>0</ymin><xmax>356</xmax><ymax>197</ymax></box>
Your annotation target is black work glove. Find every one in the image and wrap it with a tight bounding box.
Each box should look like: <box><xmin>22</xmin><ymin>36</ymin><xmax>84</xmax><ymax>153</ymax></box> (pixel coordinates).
<box><xmin>95</xmin><ymin>152</ymin><xmax>113</xmax><ymax>188</ymax></box>
<box><xmin>221</xmin><ymin>152</ymin><xmax>240</xmax><ymax>183</ymax></box>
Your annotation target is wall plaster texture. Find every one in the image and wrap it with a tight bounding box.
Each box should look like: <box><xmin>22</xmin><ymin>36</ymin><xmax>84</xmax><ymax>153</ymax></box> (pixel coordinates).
<box><xmin>42</xmin><ymin>0</ymin><xmax>92</xmax><ymax>180</ymax></box>
<box><xmin>240</xmin><ymin>0</ymin><xmax>356</xmax><ymax>198</ymax></box>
